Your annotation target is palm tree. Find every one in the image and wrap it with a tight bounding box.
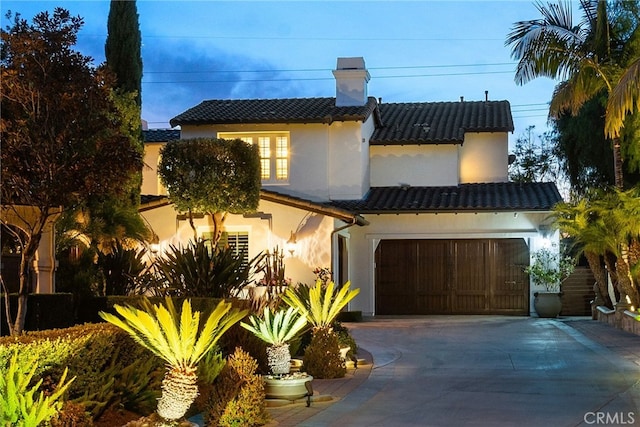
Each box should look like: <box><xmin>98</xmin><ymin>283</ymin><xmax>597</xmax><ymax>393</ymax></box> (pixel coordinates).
<box><xmin>554</xmin><ymin>198</ymin><xmax>613</xmax><ymax>307</ymax></box>
<box><xmin>506</xmin><ymin>0</ymin><xmax>628</xmax><ymax>188</ymax></box>
<box><xmin>100</xmin><ymin>297</ymin><xmax>247</xmax><ymax>423</ymax></box>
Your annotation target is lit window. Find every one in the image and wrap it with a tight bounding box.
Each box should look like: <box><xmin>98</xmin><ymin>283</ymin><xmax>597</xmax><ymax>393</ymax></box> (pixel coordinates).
<box><xmin>219</xmin><ymin>132</ymin><xmax>289</xmax><ymax>183</ymax></box>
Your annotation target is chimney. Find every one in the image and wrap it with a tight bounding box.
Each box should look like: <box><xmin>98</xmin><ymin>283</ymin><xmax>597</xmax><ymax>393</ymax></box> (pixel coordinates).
<box><xmin>332</xmin><ymin>57</ymin><xmax>370</xmax><ymax>107</ymax></box>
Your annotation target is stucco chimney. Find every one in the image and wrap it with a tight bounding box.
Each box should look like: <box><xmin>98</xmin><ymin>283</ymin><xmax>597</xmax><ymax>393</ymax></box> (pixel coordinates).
<box><xmin>332</xmin><ymin>57</ymin><xmax>370</xmax><ymax>107</ymax></box>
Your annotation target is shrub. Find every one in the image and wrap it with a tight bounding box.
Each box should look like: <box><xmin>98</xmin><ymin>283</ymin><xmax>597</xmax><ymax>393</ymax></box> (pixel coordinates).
<box><xmin>0</xmin><ymin>351</ymin><xmax>75</xmax><ymax>427</ymax></box>
<box><xmin>334</xmin><ymin>321</ymin><xmax>358</xmax><ymax>359</ymax></box>
<box><xmin>303</xmin><ymin>327</ymin><xmax>346</xmax><ymax>379</ymax></box>
<box><xmin>0</xmin><ymin>322</ymin><xmax>162</xmax><ymax>421</ymax></box>
<box><xmin>50</xmin><ymin>401</ymin><xmax>94</xmax><ymax>427</ymax></box>
<box><xmin>151</xmin><ymin>239</ymin><xmax>262</xmax><ymax>298</ymax></box>
<box><xmin>205</xmin><ymin>347</ymin><xmax>270</xmax><ymax>427</ymax></box>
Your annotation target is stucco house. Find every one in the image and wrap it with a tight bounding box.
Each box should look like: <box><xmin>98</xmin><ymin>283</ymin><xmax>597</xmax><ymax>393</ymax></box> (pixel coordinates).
<box><xmin>140</xmin><ymin>57</ymin><xmax>563</xmax><ymax>316</ymax></box>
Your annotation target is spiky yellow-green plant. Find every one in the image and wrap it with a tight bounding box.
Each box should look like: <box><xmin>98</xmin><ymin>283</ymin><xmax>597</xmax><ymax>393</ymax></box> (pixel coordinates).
<box><xmin>99</xmin><ymin>297</ymin><xmax>247</xmax><ymax>422</ymax></box>
<box><xmin>241</xmin><ymin>306</ymin><xmax>308</xmax><ymax>374</ymax></box>
<box><xmin>282</xmin><ymin>280</ymin><xmax>359</xmax><ymax>331</ymax></box>
<box><xmin>0</xmin><ymin>350</ymin><xmax>75</xmax><ymax>426</ymax></box>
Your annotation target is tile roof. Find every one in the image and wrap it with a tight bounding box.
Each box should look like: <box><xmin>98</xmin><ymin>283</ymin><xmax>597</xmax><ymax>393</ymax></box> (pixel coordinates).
<box><xmin>371</xmin><ymin>101</ymin><xmax>514</xmax><ymax>145</ymax></box>
<box><xmin>170</xmin><ymin>97</ymin><xmax>380</xmax><ymax>127</ymax></box>
<box><xmin>142</xmin><ymin>129</ymin><xmax>181</xmax><ymax>143</ymax></box>
<box><xmin>260</xmin><ymin>189</ymin><xmax>369</xmax><ymax>226</ymax></box>
<box><xmin>329</xmin><ymin>182</ymin><xmax>562</xmax><ymax>213</ymax></box>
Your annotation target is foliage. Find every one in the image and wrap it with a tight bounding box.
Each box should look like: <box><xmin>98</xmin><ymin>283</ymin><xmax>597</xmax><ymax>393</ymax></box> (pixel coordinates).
<box><xmin>282</xmin><ymin>280</ymin><xmax>360</xmax><ymax>331</ymax></box>
<box><xmin>152</xmin><ymin>239</ymin><xmax>263</xmax><ymax>298</ymax></box>
<box><xmin>509</xmin><ymin>125</ymin><xmax>564</xmax><ymax>184</ymax></box>
<box><xmin>105</xmin><ymin>0</ymin><xmax>143</xmax><ymax>107</ymax></box>
<box><xmin>241</xmin><ymin>306</ymin><xmax>308</xmax><ymax>347</ymax></box>
<box><xmin>0</xmin><ymin>322</ymin><xmax>161</xmax><ymax>422</ymax></box>
<box><xmin>313</xmin><ymin>267</ymin><xmax>333</xmax><ymax>286</ymax></box>
<box><xmin>334</xmin><ymin>322</ymin><xmax>358</xmax><ymax>359</ymax></box>
<box><xmin>97</xmin><ymin>240</ymin><xmax>149</xmax><ymax>296</ymax></box>
<box><xmin>0</xmin><ymin>8</ymin><xmax>143</xmax><ymax>335</ymax></box>
<box><xmin>302</xmin><ymin>327</ymin><xmax>346</xmax><ymax>379</ymax></box>
<box><xmin>525</xmin><ymin>245</ymin><xmax>576</xmax><ymax>292</ymax></box>
<box><xmin>506</xmin><ymin>0</ymin><xmax>640</xmax><ymax>190</ymax></box>
<box><xmin>204</xmin><ymin>347</ymin><xmax>269</xmax><ymax>427</ymax></box>
<box><xmin>99</xmin><ymin>297</ymin><xmax>248</xmax><ymax>421</ymax></box>
<box><xmin>0</xmin><ymin>350</ymin><xmax>75</xmax><ymax>427</ymax></box>
<box><xmin>50</xmin><ymin>401</ymin><xmax>93</xmax><ymax>427</ymax></box>
<box><xmin>99</xmin><ymin>297</ymin><xmax>247</xmax><ymax>375</ymax></box>
<box><xmin>158</xmin><ymin>138</ymin><xmax>261</xmax><ymax>243</ymax></box>
<box><xmin>257</xmin><ymin>246</ymin><xmax>291</xmax><ymax>286</ymax></box>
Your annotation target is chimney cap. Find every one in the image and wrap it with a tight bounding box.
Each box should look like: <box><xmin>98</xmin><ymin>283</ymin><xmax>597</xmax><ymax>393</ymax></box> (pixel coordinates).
<box><xmin>337</xmin><ymin>57</ymin><xmax>366</xmax><ymax>70</ymax></box>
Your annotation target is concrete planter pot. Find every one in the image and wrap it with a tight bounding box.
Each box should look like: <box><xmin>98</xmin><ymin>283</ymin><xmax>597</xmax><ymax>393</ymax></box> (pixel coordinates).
<box><xmin>534</xmin><ymin>292</ymin><xmax>562</xmax><ymax>318</ymax></box>
<box><xmin>263</xmin><ymin>373</ymin><xmax>313</xmax><ymax>400</ymax></box>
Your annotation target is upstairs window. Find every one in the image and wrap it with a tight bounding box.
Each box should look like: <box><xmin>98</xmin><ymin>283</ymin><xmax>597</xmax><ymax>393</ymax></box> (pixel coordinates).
<box><xmin>220</xmin><ymin>132</ymin><xmax>290</xmax><ymax>184</ymax></box>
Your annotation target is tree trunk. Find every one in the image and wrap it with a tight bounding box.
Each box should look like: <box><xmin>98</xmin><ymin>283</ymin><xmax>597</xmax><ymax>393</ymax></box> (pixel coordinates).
<box><xmin>585</xmin><ymin>251</ymin><xmax>612</xmax><ymax>308</ymax></box>
<box><xmin>209</xmin><ymin>211</ymin><xmax>227</xmax><ymax>247</ymax></box>
<box><xmin>612</xmin><ymin>137</ymin><xmax>624</xmax><ymax>189</ymax></box>
<box><xmin>12</xmin><ymin>231</ymin><xmax>41</xmax><ymax>335</ymax></box>
<box><xmin>616</xmin><ymin>242</ymin><xmax>640</xmax><ymax>308</ymax></box>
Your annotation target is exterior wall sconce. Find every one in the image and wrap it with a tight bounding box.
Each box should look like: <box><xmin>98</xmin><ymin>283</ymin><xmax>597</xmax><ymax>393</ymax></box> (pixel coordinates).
<box><xmin>149</xmin><ymin>234</ymin><xmax>160</xmax><ymax>254</ymax></box>
<box><xmin>286</xmin><ymin>231</ymin><xmax>297</xmax><ymax>256</ymax></box>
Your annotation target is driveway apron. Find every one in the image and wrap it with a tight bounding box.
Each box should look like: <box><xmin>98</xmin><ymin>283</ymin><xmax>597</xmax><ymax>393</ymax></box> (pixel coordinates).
<box><xmin>300</xmin><ymin>316</ymin><xmax>640</xmax><ymax>427</ymax></box>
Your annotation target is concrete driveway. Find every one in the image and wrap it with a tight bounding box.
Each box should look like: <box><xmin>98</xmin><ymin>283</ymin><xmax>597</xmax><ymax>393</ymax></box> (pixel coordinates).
<box><xmin>300</xmin><ymin>316</ymin><xmax>640</xmax><ymax>427</ymax></box>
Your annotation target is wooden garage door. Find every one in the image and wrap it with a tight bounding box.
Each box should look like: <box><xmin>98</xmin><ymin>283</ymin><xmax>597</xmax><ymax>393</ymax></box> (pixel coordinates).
<box><xmin>375</xmin><ymin>239</ymin><xmax>529</xmax><ymax>315</ymax></box>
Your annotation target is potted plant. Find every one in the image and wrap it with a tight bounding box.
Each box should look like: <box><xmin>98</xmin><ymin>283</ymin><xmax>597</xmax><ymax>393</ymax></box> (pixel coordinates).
<box><xmin>240</xmin><ymin>306</ymin><xmax>312</xmax><ymax>400</ymax></box>
<box><xmin>525</xmin><ymin>245</ymin><xmax>575</xmax><ymax>318</ymax></box>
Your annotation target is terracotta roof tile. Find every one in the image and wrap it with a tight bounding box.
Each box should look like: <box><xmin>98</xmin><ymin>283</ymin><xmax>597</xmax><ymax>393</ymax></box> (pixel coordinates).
<box><xmin>142</xmin><ymin>129</ymin><xmax>181</xmax><ymax>143</ymax></box>
<box><xmin>170</xmin><ymin>97</ymin><xmax>379</xmax><ymax>127</ymax></box>
<box><xmin>330</xmin><ymin>182</ymin><xmax>562</xmax><ymax>213</ymax></box>
<box><xmin>371</xmin><ymin>101</ymin><xmax>514</xmax><ymax>145</ymax></box>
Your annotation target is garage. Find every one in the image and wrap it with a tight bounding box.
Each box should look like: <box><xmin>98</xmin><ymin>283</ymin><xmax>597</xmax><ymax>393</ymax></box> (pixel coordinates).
<box><xmin>375</xmin><ymin>238</ymin><xmax>530</xmax><ymax>315</ymax></box>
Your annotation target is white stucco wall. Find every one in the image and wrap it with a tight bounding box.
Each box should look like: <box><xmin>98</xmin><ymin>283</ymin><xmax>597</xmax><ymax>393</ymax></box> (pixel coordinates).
<box><xmin>179</xmin><ymin>121</ymin><xmax>369</xmax><ymax>202</ymax></box>
<box><xmin>141</xmin><ymin>143</ymin><xmax>165</xmax><ymax>196</ymax></box>
<box><xmin>141</xmin><ymin>199</ymin><xmax>336</xmax><ymax>288</ymax></box>
<box><xmin>344</xmin><ymin>211</ymin><xmax>549</xmax><ymax>316</ymax></box>
<box><xmin>370</xmin><ymin>144</ymin><xmax>459</xmax><ymax>186</ymax></box>
<box><xmin>459</xmin><ymin>132</ymin><xmax>509</xmax><ymax>183</ymax></box>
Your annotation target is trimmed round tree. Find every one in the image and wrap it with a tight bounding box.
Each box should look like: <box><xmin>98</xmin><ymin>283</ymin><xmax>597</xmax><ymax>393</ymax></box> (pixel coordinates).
<box><xmin>158</xmin><ymin>138</ymin><xmax>261</xmax><ymax>244</ymax></box>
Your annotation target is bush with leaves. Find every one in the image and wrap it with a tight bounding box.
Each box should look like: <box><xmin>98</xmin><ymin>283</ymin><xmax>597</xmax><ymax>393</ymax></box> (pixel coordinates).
<box><xmin>302</xmin><ymin>327</ymin><xmax>346</xmax><ymax>379</ymax></box>
<box><xmin>0</xmin><ymin>351</ymin><xmax>75</xmax><ymax>427</ymax></box>
<box><xmin>204</xmin><ymin>347</ymin><xmax>270</xmax><ymax>427</ymax></box>
<box><xmin>97</xmin><ymin>239</ymin><xmax>149</xmax><ymax>296</ymax></box>
<box><xmin>151</xmin><ymin>239</ymin><xmax>263</xmax><ymax>298</ymax></box>
<box><xmin>282</xmin><ymin>281</ymin><xmax>359</xmax><ymax>379</ymax></box>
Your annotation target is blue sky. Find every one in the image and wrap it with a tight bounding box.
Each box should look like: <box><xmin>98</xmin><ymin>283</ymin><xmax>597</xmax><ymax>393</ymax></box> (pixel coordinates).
<box><xmin>2</xmin><ymin>1</ymin><xmax>568</xmax><ymax>143</ymax></box>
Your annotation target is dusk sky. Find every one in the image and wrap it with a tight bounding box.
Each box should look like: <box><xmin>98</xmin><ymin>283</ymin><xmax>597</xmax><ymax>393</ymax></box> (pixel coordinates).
<box><xmin>2</xmin><ymin>1</ymin><xmax>568</xmax><ymax>144</ymax></box>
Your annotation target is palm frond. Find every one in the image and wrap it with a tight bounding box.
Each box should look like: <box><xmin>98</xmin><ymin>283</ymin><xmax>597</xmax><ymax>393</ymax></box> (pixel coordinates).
<box><xmin>606</xmin><ymin>58</ymin><xmax>640</xmax><ymax>138</ymax></box>
<box><xmin>100</xmin><ymin>297</ymin><xmax>247</xmax><ymax>370</ymax></box>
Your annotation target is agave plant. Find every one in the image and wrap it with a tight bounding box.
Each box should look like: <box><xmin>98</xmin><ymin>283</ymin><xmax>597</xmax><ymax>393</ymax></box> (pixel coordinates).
<box><xmin>282</xmin><ymin>280</ymin><xmax>360</xmax><ymax>332</ymax></box>
<box><xmin>241</xmin><ymin>306</ymin><xmax>308</xmax><ymax>375</ymax></box>
<box><xmin>99</xmin><ymin>297</ymin><xmax>247</xmax><ymax>423</ymax></box>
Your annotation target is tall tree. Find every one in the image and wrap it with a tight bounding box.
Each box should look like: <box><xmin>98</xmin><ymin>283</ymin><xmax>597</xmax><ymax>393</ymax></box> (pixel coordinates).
<box><xmin>105</xmin><ymin>0</ymin><xmax>142</xmax><ymax>107</ymax></box>
<box><xmin>1</xmin><ymin>9</ymin><xmax>144</xmax><ymax>335</ymax></box>
<box><xmin>158</xmin><ymin>138</ymin><xmax>261</xmax><ymax>245</ymax></box>
<box><xmin>506</xmin><ymin>0</ymin><xmax>636</xmax><ymax>189</ymax></box>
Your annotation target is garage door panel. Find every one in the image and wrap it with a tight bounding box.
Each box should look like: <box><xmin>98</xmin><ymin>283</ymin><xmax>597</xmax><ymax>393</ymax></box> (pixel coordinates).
<box><xmin>375</xmin><ymin>239</ymin><xmax>529</xmax><ymax>315</ymax></box>
<box><xmin>375</xmin><ymin>240</ymin><xmax>416</xmax><ymax>314</ymax></box>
